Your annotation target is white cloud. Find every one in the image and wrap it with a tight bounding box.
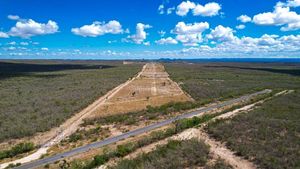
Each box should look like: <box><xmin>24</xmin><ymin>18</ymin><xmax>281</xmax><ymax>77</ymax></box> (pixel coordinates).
<box><xmin>143</xmin><ymin>41</ymin><xmax>151</xmax><ymax>46</ymax></box>
<box><xmin>286</xmin><ymin>0</ymin><xmax>300</xmax><ymax>7</ymax></box>
<box><xmin>237</xmin><ymin>15</ymin><xmax>252</xmax><ymax>23</ymax></box>
<box><xmin>207</xmin><ymin>25</ymin><xmax>236</xmax><ymax>42</ymax></box>
<box><xmin>72</xmin><ymin>20</ymin><xmax>123</xmax><ymax>37</ymax></box>
<box><xmin>20</xmin><ymin>42</ymin><xmax>29</xmax><ymax>46</ymax></box>
<box><xmin>176</xmin><ymin>1</ymin><xmax>196</xmax><ymax>16</ymax></box>
<box><xmin>172</xmin><ymin>22</ymin><xmax>209</xmax><ymax>34</ymax></box>
<box><xmin>236</xmin><ymin>24</ymin><xmax>246</xmax><ymax>30</ymax></box>
<box><xmin>41</xmin><ymin>47</ymin><xmax>49</xmax><ymax>51</ymax></box>
<box><xmin>193</xmin><ymin>2</ymin><xmax>221</xmax><ymax>17</ymax></box>
<box><xmin>253</xmin><ymin>4</ymin><xmax>300</xmax><ymax>31</ymax></box>
<box><xmin>128</xmin><ymin>23</ymin><xmax>151</xmax><ymax>44</ymax></box>
<box><xmin>173</xmin><ymin>34</ymin><xmax>300</xmax><ymax>58</ymax></box>
<box><xmin>158</xmin><ymin>5</ymin><xmax>164</xmax><ymax>14</ymax></box>
<box><xmin>172</xmin><ymin>22</ymin><xmax>209</xmax><ymax>46</ymax></box>
<box><xmin>7</xmin><ymin>15</ymin><xmax>20</xmax><ymax>20</ymax></box>
<box><xmin>8</xmin><ymin>41</ymin><xmax>16</xmax><ymax>45</ymax></box>
<box><xmin>0</xmin><ymin>32</ymin><xmax>9</xmax><ymax>38</ymax></box>
<box><xmin>158</xmin><ymin>30</ymin><xmax>166</xmax><ymax>37</ymax></box>
<box><xmin>176</xmin><ymin>1</ymin><xmax>221</xmax><ymax>17</ymax></box>
<box><xmin>9</xmin><ymin>19</ymin><xmax>58</xmax><ymax>38</ymax></box>
<box><xmin>167</xmin><ymin>7</ymin><xmax>175</xmax><ymax>14</ymax></box>
<box><xmin>156</xmin><ymin>37</ymin><xmax>178</xmax><ymax>45</ymax></box>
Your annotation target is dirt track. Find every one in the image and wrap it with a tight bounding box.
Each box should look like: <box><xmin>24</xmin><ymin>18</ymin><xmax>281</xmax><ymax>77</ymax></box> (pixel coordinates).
<box><xmin>0</xmin><ymin>63</ymin><xmax>191</xmax><ymax>168</ymax></box>
<box><xmin>91</xmin><ymin>62</ymin><xmax>192</xmax><ymax>117</ymax></box>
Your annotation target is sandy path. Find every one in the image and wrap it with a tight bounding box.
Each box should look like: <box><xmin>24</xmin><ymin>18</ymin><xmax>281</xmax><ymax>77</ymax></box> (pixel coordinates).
<box><xmin>0</xmin><ymin>64</ymin><xmax>147</xmax><ymax>169</ymax></box>
<box><xmin>91</xmin><ymin>62</ymin><xmax>192</xmax><ymax>117</ymax></box>
<box><xmin>118</xmin><ymin>90</ymin><xmax>293</xmax><ymax>169</ymax></box>
<box><xmin>1</xmin><ymin>63</ymin><xmax>192</xmax><ymax>168</ymax></box>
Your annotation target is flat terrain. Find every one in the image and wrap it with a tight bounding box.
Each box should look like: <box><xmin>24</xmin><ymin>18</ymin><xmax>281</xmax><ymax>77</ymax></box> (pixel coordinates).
<box><xmin>91</xmin><ymin>63</ymin><xmax>192</xmax><ymax>117</ymax></box>
<box><xmin>206</xmin><ymin>91</ymin><xmax>300</xmax><ymax>169</ymax></box>
<box><xmin>0</xmin><ymin>62</ymin><xmax>193</xmax><ymax>168</ymax></box>
<box><xmin>165</xmin><ymin>62</ymin><xmax>300</xmax><ymax>101</ymax></box>
<box><xmin>0</xmin><ymin>60</ymin><xmax>141</xmax><ymax>142</ymax></box>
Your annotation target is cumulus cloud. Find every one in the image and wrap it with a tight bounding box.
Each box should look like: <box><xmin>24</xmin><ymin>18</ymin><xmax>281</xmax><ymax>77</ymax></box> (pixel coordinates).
<box><xmin>172</xmin><ymin>22</ymin><xmax>209</xmax><ymax>34</ymax></box>
<box><xmin>176</xmin><ymin>1</ymin><xmax>196</xmax><ymax>16</ymax></box>
<box><xmin>173</xmin><ymin>34</ymin><xmax>300</xmax><ymax>58</ymax></box>
<box><xmin>158</xmin><ymin>30</ymin><xmax>166</xmax><ymax>37</ymax></box>
<box><xmin>7</xmin><ymin>15</ymin><xmax>20</xmax><ymax>20</ymax></box>
<box><xmin>20</xmin><ymin>42</ymin><xmax>29</xmax><ymax>46</ymax></box>
<box><xmin>128</xmin><ymin>23</ymin><xmax>151</xmax><ymax>44</ymax></box>
<box><xmin>9</xmin><ymin>19</ymin><xmax>59</xmax><ymax>38</ymax></box>
<box><xmin>72</xmin><ymin>20</ymin><xmax>123</xmax><ymax>37</ymax></box>
<box><xmin>172</xmin><ymin>22</ymin><xmax>209</xmax><ymax>46</ymax></box>
<box><xmin>8</xmin><ymin>41</ymin><xmax>16</xmax><ymax>45</ymax></box>
<box><xmin>176</xmin><ymin>1</ymin><xmax>221</xmax><ymax>17</ymax></box>
<box><xmin>286</xmin><ymin>0</ymin><xmax>300</xmax><ymax>7</ymax></box>
<box><xmin>156</xmin><ymin>37</ymin><xmax>178</xmax><ymax>45</ymax></box>
<box><xmin>0</xmin><ymin>32</ymin><xmax>9</xmax><ymax>38</ymax></box>
<box><xmin>158</xmin><ymin>5</ymin><xmax>164</xmax><ymax>14</ymax></box>
<box><xmin>237</xmin><ymin>15</ymin><xmax>252</xmax><ymax>23</ymax></box>
<box><xmin>167</xmin><ymin>7</ymin><xmax>175</xmax><ymax>14</ymax></box>
<box><xmin>236</xmin><ymin>24</ymin><xmax>246</xmax><ymax>30</ymax></box>
<box><xmin>193</xmin><ymin>2</ymin><xmax>221</xmax><ymax>16</ymax></box>
<box><xmin>253</xmin><ymin>4</ymin><xmax>300</xmax><ymax>31</ymax></box>
<box><xmin>207</xmin><ymin>25</ymin><xmax>236</xmax><ymax>42</ymax></box>
<box><xmin>41</xmin><ymin>47</ymin><xmax>49</xmax><ymax>51</ymax></box>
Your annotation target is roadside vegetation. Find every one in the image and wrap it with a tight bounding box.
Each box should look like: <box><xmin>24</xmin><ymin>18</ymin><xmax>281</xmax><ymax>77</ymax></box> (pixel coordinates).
<box><xmin>61</xmin><ymin>93</ymin><xmax>271</xmax><ymax>169</ymax></box>
<box><xmin>0</xmin><ymin>60</ymin><xmax>141</xmax><ymax>142</ymax></box>
<box><xmin>165</xmin><ymin>62</ymin><xmax>300</xmax><ymax>101</ymax></box>
<box><xmin>83</xmin><ymin>89</ymin><xmax>273</xmax><ymax>128</ymax></box>
<box><xmin>0</xmin><ymin>142</ymin><xmax>34</xmax><ymax>160</ymax></box>
<box><xmin>113</xmin><ymin>139</ymin><xmax>232</xmax><ymax>169</ymax></box>
<box><xmin>57</xmin><ymin>116</ymin><xmax>209</xmax><ymax>169</ymax></box>
<box><xmin>206</xmin><ymin>91</ymin><xmax>300</xmax><ymax>169</ymax></box>
<box><xmin>82</xmin><ymin>101</ymin><xmax>210</xmax><ymax>127</ymax></box>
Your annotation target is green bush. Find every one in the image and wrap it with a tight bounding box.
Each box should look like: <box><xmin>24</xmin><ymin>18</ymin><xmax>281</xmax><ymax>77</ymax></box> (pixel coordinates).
<box><xmin>206</xmin><ymin>92</ymin><xmax>300</xmax><ymax>169</ymax></box>
<box><xmin>0</xmin><ymin>142</ymin><xmax>35</xmax><ymax>160</ymax></box>
<box><xmin>113</xmin><ymin>139</ymin><xmax>210</xmax><ymax>169</ymax></box>
<box><xmin>68</xmin><ymin>133</ymin><xmax>83</xmax><ymax>142</ymax></box>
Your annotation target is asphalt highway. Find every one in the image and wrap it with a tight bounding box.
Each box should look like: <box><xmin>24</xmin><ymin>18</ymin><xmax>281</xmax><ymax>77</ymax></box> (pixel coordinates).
<box><xmin>13</xmin><ymin>89</ymin><xmax>271</xmax><ymax>169</ymax></box>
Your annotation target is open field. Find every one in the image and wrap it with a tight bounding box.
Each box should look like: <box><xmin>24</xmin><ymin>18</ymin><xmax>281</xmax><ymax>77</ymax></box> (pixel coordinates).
<box><xmin>23</xmin><ymin>89</ymin><xmax>272</xmax><ymax>169</ymax></box>
<box><xmin>165</xmin><ymin>62</ymin><xmax>300</xmax><ymax>101</ymax></box>
<box><xmin>0</xmin><ymin>60</ymin><xmax>142</xmax><ymax>142</ymax></box>
<box><xmin>2</xmin><ymin>61</ymin><xmax>300</xmax><ymax>169</ymax></box>
<box><xmin>0</xmin><ymin>62</ymin><xmax>193</xmax><ymax>168</ymax></box>
<box><xmin>206</xmin><ymin>91</ymin><xmax>300</xmax><ymax>169</ymax></box>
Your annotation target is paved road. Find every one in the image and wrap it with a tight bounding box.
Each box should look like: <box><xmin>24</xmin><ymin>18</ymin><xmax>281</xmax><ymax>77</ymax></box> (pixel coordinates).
<box><xmin>13</xmin><ymin>89</ymin><xmax>271</xmax><ymax>169</ymax></box>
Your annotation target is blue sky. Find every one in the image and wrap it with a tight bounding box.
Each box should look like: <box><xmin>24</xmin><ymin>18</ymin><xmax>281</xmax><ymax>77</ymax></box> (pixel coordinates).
<box><xmin>0</xmin><ymin>0</ymin><xmax>300</xmax><ymax>59</ymax></box>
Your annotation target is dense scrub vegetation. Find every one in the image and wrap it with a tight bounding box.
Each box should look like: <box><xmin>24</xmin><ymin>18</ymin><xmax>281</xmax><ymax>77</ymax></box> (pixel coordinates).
<box><xmin>0</xmin><ymin>60</ymin><xmax>141</xmax><ymax>142</ymax></box>
<box><xmin>62</xmin><ymin>116</ymin><xmax>209</xmax><ymax>169</ymax></box>
<box><xmin>165</xmin><ymin>62</ymin><xmax>300</xmax><ymax>101</ymax></box>
<box><xmin>0</xmin><ymin>142</ymin><xmax>34</xmax><ymax>160</ymax></box>
<box><xmin>113</xmin><ymin>139</ymin><xmax>232</xmax><ymax>169</ymax></box>
<box><xmin>206</xmin><ymin>91</ymin><xmax>300</xmax><ymax>169</ymax></box>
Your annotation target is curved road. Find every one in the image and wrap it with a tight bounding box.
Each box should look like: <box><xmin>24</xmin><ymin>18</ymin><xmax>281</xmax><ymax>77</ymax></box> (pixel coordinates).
<box><xmin>13</xmin><ymin>89</ymin><xmax>271</xmax><ymax>169</ymax></box>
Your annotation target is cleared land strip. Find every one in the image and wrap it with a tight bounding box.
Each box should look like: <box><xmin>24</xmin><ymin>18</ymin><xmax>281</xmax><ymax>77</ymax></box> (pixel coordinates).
<box><xmin>0</xmin><ymin>64</ymin><xmax>146</xmax><ymax>169</ymax></box>
<box><xmin>1</xmin><ymin>63</ymin><xmax>190</xmax><ymax>168</ymax></box>
<box><xmin>10</xmin><ymin>89</ymin><xmax>271</xmax><ymax>169</ymax></box>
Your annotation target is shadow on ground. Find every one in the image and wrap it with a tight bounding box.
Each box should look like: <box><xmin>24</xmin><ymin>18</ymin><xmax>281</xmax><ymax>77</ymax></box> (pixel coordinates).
<box><xmin>204</xmin><ymin>65</ymin><xmax>300</xmax><ymax>77</ymax></box>
<box><xmin>0</xmin><ymin>61</ymin><xmax>115</xmax><ymax>80</ymax></box>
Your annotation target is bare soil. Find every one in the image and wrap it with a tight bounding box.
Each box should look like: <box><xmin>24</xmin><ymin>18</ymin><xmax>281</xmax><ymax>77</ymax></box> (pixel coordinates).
<box><xmin>0</xmin><ymin>63</ymin><xmax>191</xmax><ymax>168</ymax></box>
<box><xmin>91</xmin><ymin>63</ymin><xmax>192</xmax><ymax>118</ymax></box>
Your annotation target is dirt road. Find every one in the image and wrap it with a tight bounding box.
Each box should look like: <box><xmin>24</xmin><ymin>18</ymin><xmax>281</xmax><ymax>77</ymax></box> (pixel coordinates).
<box><xmin>0</xmin><ymin>63</ymin><xmax>191</xmax><ymax>168</ymax></box>
<box><xmin>91</xmin><ymin>62</ymin><xmax>192</xmax><ymax>117</ymax></box>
